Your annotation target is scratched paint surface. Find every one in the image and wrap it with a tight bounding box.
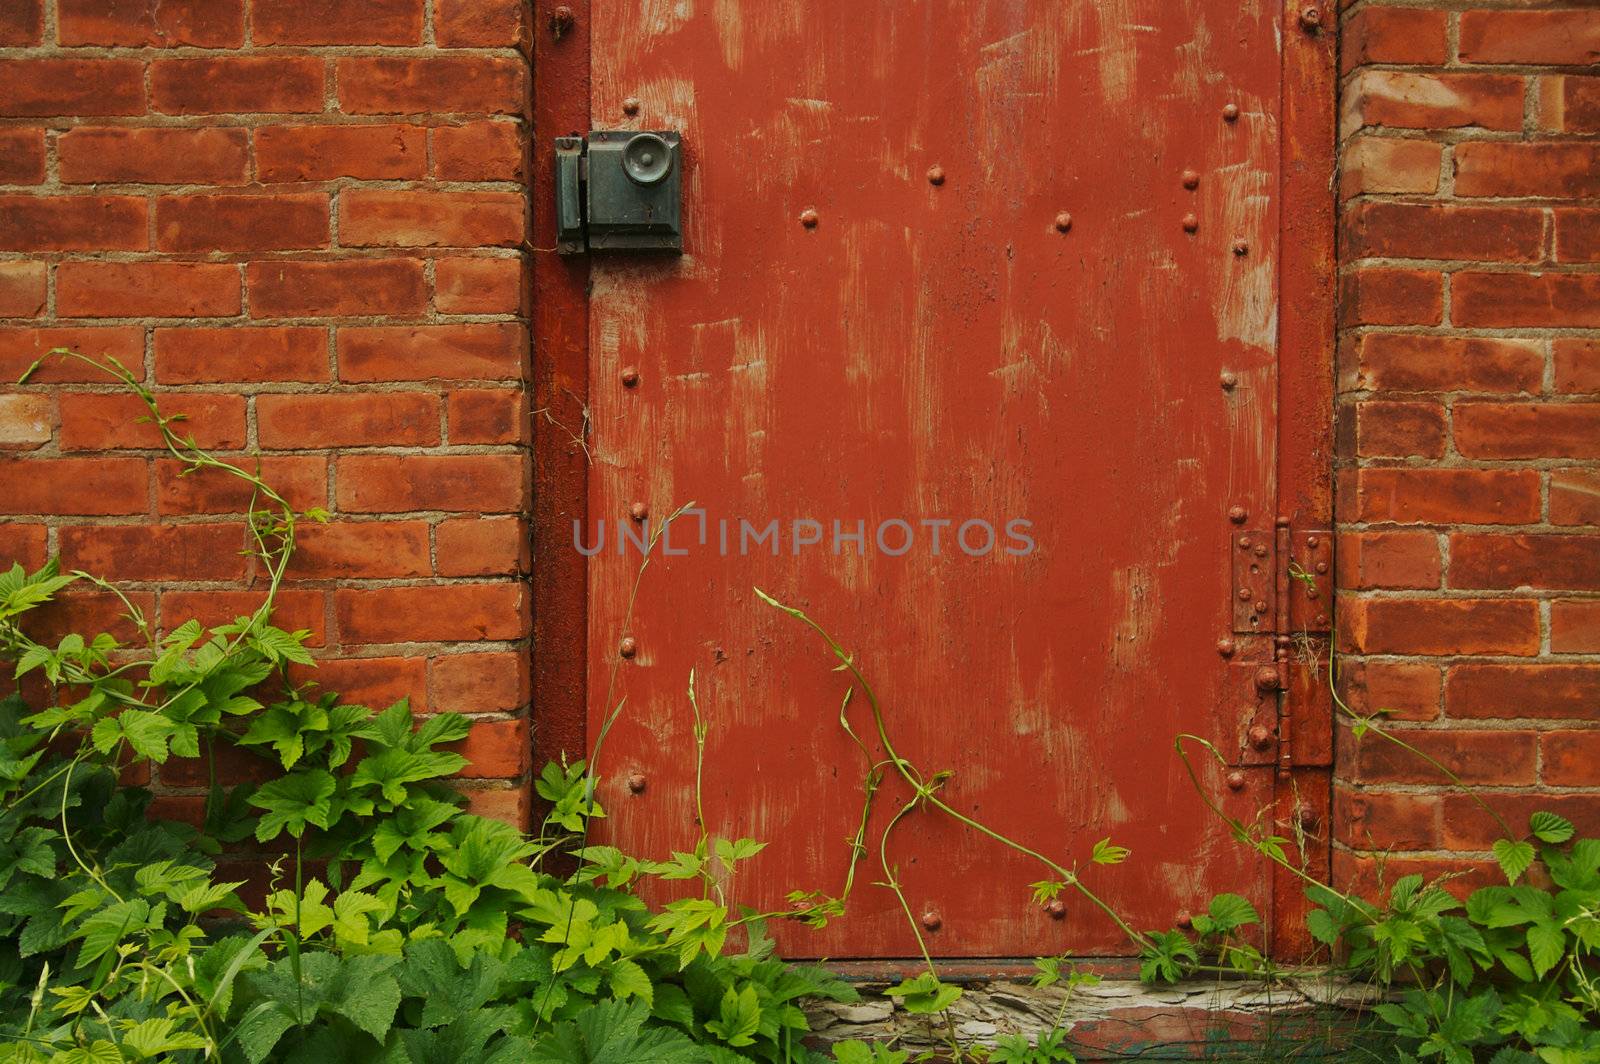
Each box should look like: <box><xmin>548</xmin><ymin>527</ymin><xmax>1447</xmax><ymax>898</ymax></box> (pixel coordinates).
<box><xmin>586</xmin><ymin>0</ymin><xmax>1284</xmax><ymax>957</ymax></box>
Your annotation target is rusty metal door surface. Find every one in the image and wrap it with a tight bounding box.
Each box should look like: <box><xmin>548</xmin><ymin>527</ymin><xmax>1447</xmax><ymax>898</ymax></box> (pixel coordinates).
<box><xmin>538</xmin><ymin>1</ymin><xmax>1335</xmax><ymax>959</ymax></box>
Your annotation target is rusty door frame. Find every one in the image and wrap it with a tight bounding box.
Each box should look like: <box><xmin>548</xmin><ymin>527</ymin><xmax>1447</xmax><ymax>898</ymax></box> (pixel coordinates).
<box><xmin>529</xmin><ymin>0</ymin><xmax>1339</xmax><ymax>960</ymax></box>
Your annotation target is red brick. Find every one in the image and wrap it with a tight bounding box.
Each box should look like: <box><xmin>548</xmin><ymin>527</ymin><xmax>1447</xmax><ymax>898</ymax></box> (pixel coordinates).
<box><xmin>1344</xmin><ymin>598</ymin><xmax>1539</xmax><ymax>656</ymax></box>
<box><xmin>59</xmin><ymin>392</ymin><xmax>246</xmax><ymax>450</ymax></box>
<box><xmin>0</xmin><ymin>196</ymin><xmax>147</xmax><ymax>252</ymax></box>
<box><xmin>1454</xmin><ymin>272</ymin><xmax>1600</xmax><ymax>329</ymax></box>
<box><xmin>1455</xmin><ymin>402</ymin><xmax>1600</xmax><ymax>459</ymax></box>
<box><xmin>447</xmin><ymin>716</ymin><xmax>528</xmax><ymax>778</ymax></box>
<box><xmin>156</xmin><ymin>194</ymin><xmax>329</xmax><ymax>253</ymax></box>
<box><xmin>337</xmin><ymin>324</ymin><xmax>525</xmax><ymax>381</ymax></box>
<box><xmin>430</xmin><ymin>650</ymin><xmax>528</xmax><ymax>713</ymax></box>
<box><xmin>1340</xmin><ymin>659</ymin><xmax>1441</xmax><ymax>722</ymax></box>
<box><xmin>1342</xmin><ymin>71</ymin><xmax>1524</xmax><ymax>134</ymax></box>
<box><xmin>0</xmin><ymin>263</ymin><xmax>46</xmax><ymax>318</ymax></box>
<box><xmin>1334</xmin><ymin>789</ymin><xmax>1442</xmax><ymax>851</ymax></box>
<box><xmin>1446</xmin><ymin>664</ymin><xmax>1600</xmax><ymax>720</ymax></box>
<box><xmin>156</xmin><ymin>456</ymin><xmax>326</xmax><ymax>515</ymax></box>
<box><xmin>59</xmin><ymin>0</ymin><xmax>242</xmax><ymax>46</ymax></box>
<box><xmin>160</xmin><ymin>588</ymin><xmax>325</xmax><ymax>646</ymax></box>
<box><xmin>1554</xmin><ymin>210</ymin><xmax>1600</xmax><ymax>264</ymax></box>
<box><xmin>1552</xmin><ymin>469</ymin><xmax>1600</xmax><ymax>526</ymax></box>
<box><xmin>1343</xmin><ymin>202</ymin><xmax>1543</xmax><ymax>264</ymax></box>
<box><xmin>0</xmin><ymin>394</ymin><xmax>50</xmax><ymax>449</ymax></box>
<box><xmin>461</xmin><ymin>786</ymin><xmax>531</xmax><ymax>831</ymax></box>
<box><xmin>1455</xmin><ymin>143</ymin><xmax>1600</xmax><ymax>199</ymax></box>
<box><xmin>0</xmin><ymin>0</ymin><xmax>40</xmax><ymax>45</ymax></box>
<box><xmin>0</xmin><ymin>523</ymin><xmax>48</xmax><ymax>570</ymax></box>
<box><xmin>1541</xmin><ymin>75</ymin><xmax>1600</xmax><ymax>134</ymax></box>
<box><xmin>288</xmin><ymin>656</ymin><xmax>428</xmax><ymax>712</ymax></box>
<box><xmin>25</xmin><ymin>589</ymin><xmax>154</xmax><ymax>644</ymax></box>
<box><xmin>1552</xmin><ymin>600</ymin><xmax>1600</xmax><ymax>653</ymax></box>
<box><xmin>1337</xmin><ymin>530</ymin><xmax>1441</xmax><ymax>590</ymax></box>
<box><xmin>1341</xmin><ymin>6</ymin><xmax>1448</xmax><ymax>71</ymax></box>
<box><xmin>0</xmin><ymin>328</ymin><xmax>145</xmax><ymax>383</ymax></box>
<box><xmin>1354</xmin><ymin>468</ymin><xmax>1540</xmax><ymax>525</ymax></box>
<box><xmin>434</xmin><ymin>256</ymin><xmax>522</xmax><ymax>314</ymax></box>
<box><xmin>255</xmin><ymin>124</ymin><xmax>426</xmax><ymax>182</ymax></box>
<box><xmin>0</xmin><ymin>60</ymin><xmax>145</xmax><ymax>117</ymax></box>
<box><xmin>1339</xmin><ymin>399</ymin><xmax>1445</xmax><ymax>458</ymax></box>
<box><xmin>1340</xmin><ymin>137</ymin><xmax>1442</xmax><ymax>198</ymax></box>
<box><xmin>155</xmin><ymin>326</ymin><xmax>329</xmax><ymax>384</ymax></box>
<box><xmin>1342</xmin><ymin>333</ymin><xmax>1540</xmax><ymax>396</ymax></box>
<box><xmin>1339</xmin><ymin>268</ymin><xmax>1441</xmax><ymax>327</ymax></box>
<box><xmin>433</xmin><ymin>120</ymin><xmax>523</xmax><ymax>181</ymax></box>
<box><xmin>59</xmin><ymin>522</ymin><xmax>247</xmax><ymax>582</ymax></box>
<box><xmin>157</xmin><ymin>739</ymin><xmax>280</xmax><ymax>788</ymax></box>
<box><xmin>335</xmin><ymin>582</ymin><xmax>528</xmax><ymax>642</ymax></box>
<box><xmin>254</xmin><ymin>0</ymin><xmax>421</xmax><ymax>44</ymax></box>
<box><xmin>1460</xmin><ymin>10</ymin><xmax>1600</xmax><ymax>66</ymax></box>
<box><xmin>0</xmin><ymin>129</ymin><xmax>46</xmax><ymax>184</ymax></box>
<box><xmin>341</xmin><ymin>190</ymin><xmax>523</xmax><ymax>248</ymax></box>
<box><xmin>59</xmin><ymin>262</ymin><xmax>241</xmax><ymax>319</ymax></box>
<box><xmin>335</xmin><ymin>57</ymin><xmax>525</xmax><ymax>116</ymax></box>
<box><xmin>152</xmin><ymin>57</ymin><xmax>325</xmax><ymax>115</ymax></box>
<box><xmin>1451</xmin><ymin>534</ymin><xmax>1600</xmax><ymax>591</ymax></box>
<box><xmin>448</xmin><ymin>388</ymin><xmax>525</xmax><ymax>445</ymax></box>
<box><xmin>291</xmin><ymin>520</ymin><xmax>431</xmax><ymax>578</ymax></box>
<box><xmin>1440</xmin><ymin>793</ymin><xmax>1600</xmax><ymax>851</ymax></box>
<box><xmin>1543</xmin><ymin>731</ymin><xmax>1600</xmax><ymax>787</ymax></box>
<box><xmin>335</xmin><ymin>453</ymin><xmax>526</xmax><ymax>513</ymax></box>
<box><xmin>1339</xmin><ymin>724</ymin><xmax>1536</xmax><ymax>786</ymax></box>
<box><xmin>257</xmin><ymin>392</ymin><xmax>440</xmax><ymax>448</ymax></box>
<box><xmin>435</xmin><ymin>516</ymin><xmax>528</xmax><ymax>576</ymax></box>
<box><xmin>59</xmin><ymin>127</ymin><xmax>249</xmax><ymax>186</ymax></box>
<box><xmin>247</xmin><ymin>259</ymin><xmax>426</xmax><ymax>318</ymax></box>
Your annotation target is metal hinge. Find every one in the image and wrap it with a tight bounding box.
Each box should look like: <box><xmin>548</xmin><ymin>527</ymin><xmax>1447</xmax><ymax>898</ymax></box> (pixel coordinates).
<box><xmin>1227</xmin><ymin>518</ymin><xmax>1332</xmax><ymax>773</ymax></box>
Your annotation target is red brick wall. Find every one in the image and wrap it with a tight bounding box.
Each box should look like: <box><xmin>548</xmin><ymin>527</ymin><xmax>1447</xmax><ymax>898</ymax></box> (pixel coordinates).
<box><xmin>1336</xmin><ymin>3</ymin><xmax>1600</xmax><ymax>890</ymax></box>
<box><xmin>0</xmin><ymin>0</ymin><xmax>534</xmax><ymax>827</ymax></box>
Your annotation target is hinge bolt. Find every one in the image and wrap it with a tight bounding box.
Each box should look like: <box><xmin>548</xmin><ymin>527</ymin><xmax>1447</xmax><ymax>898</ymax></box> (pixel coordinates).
<box><xmin>622</xmin><ymin>97</ymin><xmax>641</xmax><ymax>116</ymax></box>
<box><xmin>1306</xmin><ymin>587</ymin><xmax>1319</xmax><ymax>599</ymax></box>
<box><xmin>549</xmin><ymin>4</ymin><xmax>575</xmax><ymax>37</ymax></box>
<box><xmin>1255</xmin><ymin>666</ymin><xmax>1282</xmax><ymax>692</ymax></box>
<box><xmin>1054</xmin><ymin>211</ymin><xmax>1073</xmax><ymax>233</ymax></box>
<box><xmin>627</xmin><ymin>773</ymin><xmax>647</xmax><ymax>793</ymax></box>
<box><xmin>1254</xmin><ymin>600</ymin><xmax>1268</xmax><ymax>615</ymax></box>
<box><xmin>1183</xmin><ymin>212</ymin><xmax>1200</xmax><ymax>233</ymax></box>
<box><xmin>1176</xmin><ymin>911</ymin><xmax>1193</xmax><ymax>929</ymax></box>
<box><xmin>619</xmin><ymin>636</ymin><xmax>639</xmax><ymax>659</ymax></box>
<box><xmin>1237</xmin><ymin>588</ymin><xmax>1253</xmax><ymax>601</ymax></box>
<box><xmin>1044</xmin><ymin>898</ymin><xmax>1066</xmax><ymax>919</ymax></box>
<box><xmin>1315</xmin><ymin>561</ymin><xmax>1329</xmax><ymax>574</ymax></box>
<box><xmin>1181</xmin><ymin>169</ymin><xmax>1200</xmax><ymax>190</ymax></box>
<box><xmin>921</xmin><ymin>911</ymin><xmax>942</xmax><ymax>932</ymax></box>
<box><xmin>1307</xmin><ymin>535</ymin><xmax>1320</xmax><ymax>548</ymax></box>
<box><xmin>1254</xmin><ymin>544</ymin><xmax>1268</xmax><ymax>558</ymax></box>
<box><xmin>1249</xmin><ymin>725</ymin><xmax>1273</xmax><ymax>750</ymax></box>
<box><xmin>927</xmin><ymin>165</ymin><xmax>945</xmax><ymax>186</ymax></box>
<box><xmin>621</xmin><ymin>366</ymin><xmax>640</xmax><ymax>387</ymax></box>
<box><xmin>1228</xmin><ymin>505</ymin><xmax>1248</xmax><ymax>523</ymax></box>
<box><xmin>1299</xmin><ymin>808</ymin><xmax>1321</xmax><ymax>831</ymax></box>
<box><xmin>1238</xmin><ymin>536</ymin><xmax>1251</xmax><ymax>549</ymax></box>
<box><xmin>1216</xmin><ymin>638</ymin><xmax>1236</xmax><ymax>657</ymax></box>
<box><xmin>800</xmin><ymin>208</ymin><xmax>820</xmax><ymax>229</ymax></box>
<box><xmin>1222</xmin><ymin>102</ymin><xmax>1240</xmax><ymax>122</ymax></box>
<box><xmin>1220</xmin><ymin>370</ymin><xmax>1237</xmax><ymax>390</ymax></box>
<box><xmin>1226</xmin><ymin>771</ymin><xmax>1247</xmax><ymax>791</ymax></box>
<box><xmin>1298</xmin><ymin>6</ymin><xmax>1322</xmax><ymax>31</ymax></box>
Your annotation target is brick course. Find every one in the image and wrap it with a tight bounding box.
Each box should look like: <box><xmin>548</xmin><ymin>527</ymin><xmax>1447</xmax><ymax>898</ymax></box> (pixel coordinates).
<box><xmin>0</xmin><ymin>0</ymin><xmax>532</xmax><ymax>828</ymax></box>
<box><xmin>1336</xmin><ymin>3</ymin><xmax>1600</xmax><ymax>890</ymax></box>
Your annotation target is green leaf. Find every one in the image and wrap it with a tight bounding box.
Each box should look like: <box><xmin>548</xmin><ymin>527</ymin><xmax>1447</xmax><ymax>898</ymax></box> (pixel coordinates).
<box><xmin>607</xmin><ymin>958</ymin><xmax>653</xmax><ymax>1006</ymax></box>
<box><xmin>249</xmin><ymin>769</ymin><xmax>336</xmax><ymax>841</ymax></box>
<box><xmin>1204</xmin><ymin>893</ymin><xmax>1260</xmax><ymax>934</ymax></box>
<box><xmin>1530</xmin><ymin>812</ymin><xmax>1575</xmax><ymax>845</ymax></box>
<box><xmin>884</xmin><ymin>971</ymin><xmax>962</xmax><ymax>1015</ymax></box>
<box><xmin>528</xmin><ymin>999</ymin><xmax>702</xmax><ymax>1064</ymax></box>
<box><xmin>705</xmin><ymin>984</ymin><xmax>762</xmax><ymax>1047</ymax></box>
<box><xmin>1495</xmin><ymin>839</ymin><xmax>1537</xmax><ymax>885</ymax></box>
<box><xmin>1526</xmin><ymin>920</ymin><xmax>1566</xmax><ymax>978</ymax></box>
<box><xmin>1091</xmin><ymin>837</ymin><xmax>1131</xmax><ymax>865</ymax></box>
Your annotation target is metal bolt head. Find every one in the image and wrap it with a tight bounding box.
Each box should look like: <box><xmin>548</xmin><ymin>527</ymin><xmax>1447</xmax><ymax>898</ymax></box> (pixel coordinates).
<box><xmin>1054</xmin><ymin>211</ymin><xmax>1073</xmax><ymax>233</ymax></box>
<box><xmin>1222</xmin><ymin>102</ymin><xmax>1240</xmax><ymax>122</ymax></box>
<box><xmin>799</xmin><ymin>208</ymin><xmax>819</xmax><ymax>229</ymax></box>
<box><xmin>1254</xmin><ymin>544</ymin><xmax>1268</xmax><ymax>558</ymax></box>
<box><xmin>622</xmin><ymin>97</ymin><xmax>641</xmax><ymax>116</ymax></box>
<box><xmin>1237</xmin><ymin>587</ymin><xmax>1253</xmax><ymax>601</ymax></box>
<box><xmin>1175</xmin><ymin>911</ymin><xmax>1193</xmax><ymax>929</ymax></box>
<box><xmin>1315</xmin><ymin>561</ymin><xmax>1329</xmax><ymax>574</ymax></box>
<box><xmin>619</xmin><ymin>636</ymin><xmax>638</xmax><ymax>659</ymax></box>
<box><xmin>1220</xmin><ymin>370</ymin><xmax>1237</xmax><ymax>390</ymax></box>
<box><xmin>627</xmin><ymin>772</ymin><xmax>647</xmax><ymax>794</ymax></box>
<box><xmin>1232</xmin><ymin>239</ymin><xmax>1250</xmax><ymax>256</ymax></box>
<box><xmin>1299</xmin><ymin>5</ymin><xmax>1322</xmax><ymax>30</ymax></box>
<box><xmin>1226</xmin><ymin>771</ymin><xmax>1247</xmax><ymax>791</ymax></box>
<box><xmin>1238</xmin><ymin>536</ymin><xmax>1252</xmax><ymax>549</ymax></box>
<box><xmin>1254</xmin><ymin>600</ymin><xmax>1269</xmax><ymax>615</ymax></box>
<box><xmin>1255</xmin><ymin>666</ymin><xmax>1282</xmax><ymax>692</ymax></box>
<box><xmin>1182</xmin><ymin>212</ymin><xmax>1199</xmax><ymax>233</ymax></box>
<box><xmin>620</xmin><ymin>366</ymin><xmax>640</xmax><ymax>387</ymax></box>
<box><xmin>1216</xmin><ymin>638</ymin><xmax>1236</xmax><ymax>658</ymax></box>
<box><xmin>1298</xmin><ymin>807</ymin><xmax>1320</xmax><ymax>831</ymax></box>
<box><xmin>549</xmin><ymin>4</ymin><xmax>575</xmax><ymax>36</ymax></box>
<box><xmin>1249</xmin><ymin>724</ymin><xmax>1272</xmax><ymax>750</ymax></box>
<box><xmin>921</xmin><ymin>910</ymin><xmax>942</xmax><ymax>932</ymax></box>
<box><xmin>629</xmin><ymin>501</ymin><xmax>649</xmax><ymax>522</ymax></box>
<box><xmin>1307</xmin><ymin>535</ymin><xmax>1320</xmax><ymax>548</ymax></box>
<box><xmin>1044</xmin><ymin>898</ymin><xmax>1066</xmax><ymax>919</ymax></box>
<box><xmin>1306</xmin><ymin>587</ymin><xmax>1320</xmax><ymax>600</ymax></box>
<box><xmin>1228</xmin><ymin>505</ymin><xmax>1248</xmax><ymax>524</ymax></box>
<box><xmin>926</xmin><ymin>164</ymin><xmax>945</xmax><ymax>186</ymax></box>
<box><xmin>1181</xmin><ymin>169</ymin><xmax>1200</xmax><ymax>190</ymax></box>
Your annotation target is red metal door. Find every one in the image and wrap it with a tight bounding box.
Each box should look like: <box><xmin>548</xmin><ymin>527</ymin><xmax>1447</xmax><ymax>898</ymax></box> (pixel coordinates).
<box><xmin>536</xmin><ymin>0</ymin><xmax>1334</xmax><ymax>959</ymax></box>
